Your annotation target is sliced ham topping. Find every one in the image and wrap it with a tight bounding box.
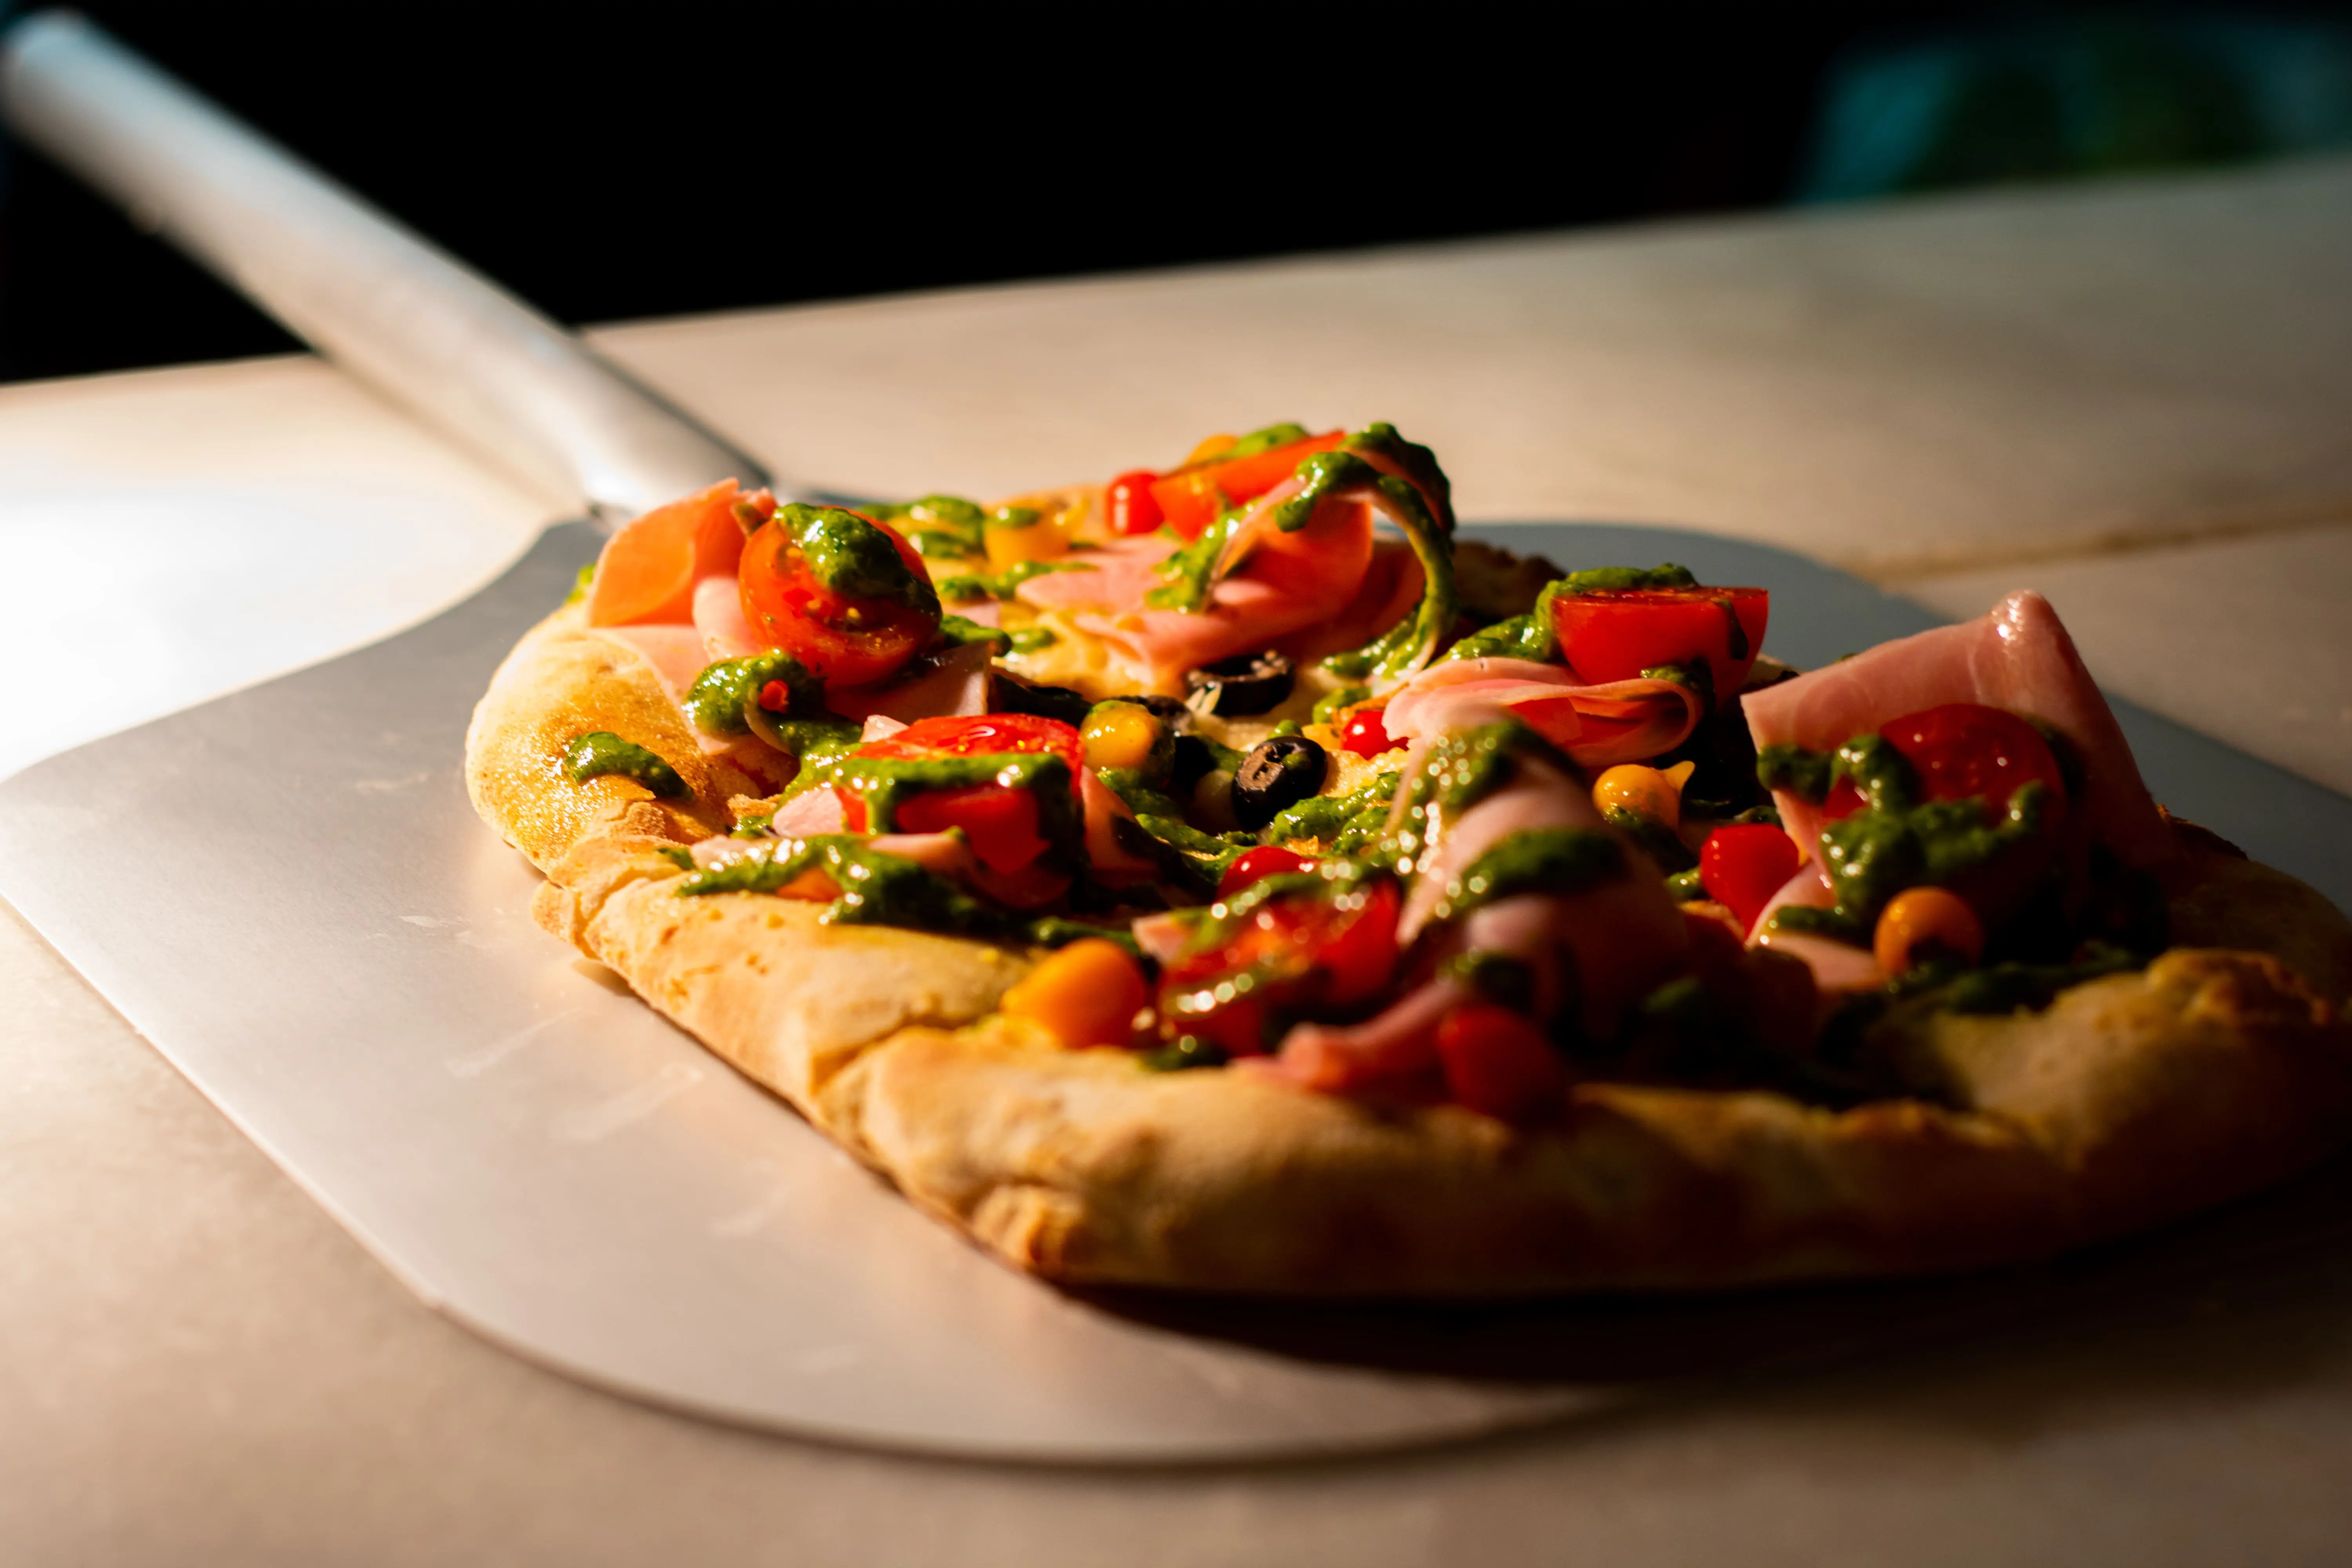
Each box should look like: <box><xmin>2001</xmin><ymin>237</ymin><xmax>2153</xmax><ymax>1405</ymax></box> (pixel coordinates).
<box><xmin>1387</xmin><ymin>752</ymin><xmax>1688</xmax><ymax>1042</ymax></box>
<box><xmin>1743</xmin><ymin>860</ymin><xmax>1887</xmax><ymax>993</ymax></box>
<box><xmin>1397</xmin><ymin>754</ymin><xmax>1610</xmax><ymax>944</ymax></box>
<box><xmin>1130</xmin><ymin>911</ymin><xmax>1194</xmax><ymax>966</ymax></box>
<box><xmin>1019</xmin><ymin>479</ymin><xmax>1384</xmax><ymax>692</ymax></box>
<box><xmin>1011</xmin><ymin>535</ymin><xmax>1166</xmax><ymax>612</ymax></box>
<box><xmin>692</xmin><ymin>573</ymin><xmax>763</xmax><ymax>662</ymax></box>
<box><xmin>584</xmin><ymin>479</ymin><xmax>750</xmax><ymax>628</ymax></box>
<box><xmin>823</xmin><ymin>640</ymin><xmax>994</xmax><ymax>725</ymax></box>
<box><xmin>1385</xmin><ymin>656</ymin><xmax>1704</xmax><ymax>769</ymax></box>
<box><xmin>867</xmin><ymin>832</ymin><xmax>978</xmax><ymax>878</ymax></box>
<box><xmin>1254</xmin><ymin>977</ymin><xmax>1465</xmax><ymax>1091</ymax></box>
<box><xmin>1742</xmin><ymin>590</ymin><xmax>2167</xmax><ymax>867</ymax></box>
<box><xmin>769</xmin><ymin>788</ymin><xmax>847</xmax><ymax>837</ymax></box>
<box><xmin>859</xmin><ymin>714</ymin><xmax>909</xmax><ymax>743</ymax></box>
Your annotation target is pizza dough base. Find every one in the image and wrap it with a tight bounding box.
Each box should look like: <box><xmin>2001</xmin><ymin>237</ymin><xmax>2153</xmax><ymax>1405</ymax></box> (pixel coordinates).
<box><xmin>469</xmin><ymin>602</ymin><xmax>2352</xmax><ymax>1296</ymax></box>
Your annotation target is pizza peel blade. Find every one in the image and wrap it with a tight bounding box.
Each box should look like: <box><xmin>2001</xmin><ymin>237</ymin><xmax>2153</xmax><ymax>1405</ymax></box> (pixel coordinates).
<box><xmin>3</xmin><ymin>518</ymin><xmax>2349</xmax><ymax>1463</ymax></box>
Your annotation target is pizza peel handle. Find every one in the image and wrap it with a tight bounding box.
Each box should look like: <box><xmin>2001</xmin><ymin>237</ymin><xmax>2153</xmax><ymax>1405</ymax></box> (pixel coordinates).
<box><xmin>0</xmin><ymin>9</ymin><xmax>775</xmax><ymax>523</ymax></box>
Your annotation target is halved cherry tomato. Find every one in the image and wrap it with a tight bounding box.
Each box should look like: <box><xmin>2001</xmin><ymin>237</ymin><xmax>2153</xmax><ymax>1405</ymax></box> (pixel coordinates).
<box><xmin>738</xmin><ymin>508</ymin><xmax>938</xmax><ymax>687</ymax></box>
<box><xmin>1105</xmin><ymin>469</ymin><xmax>1165</xmax><ymax>536</ymax></box>
<box><xmin>1551</xmin><ymin>586</ymin><xmax>1769</xmax><ymax>695</ymax></box>
<box><xmin>1158</xmin><ymin>878</ymin><xmax>1400</xmax><ymax>1054</ymax></box>
<box><xmin>1148</xmin><ymin>430</ymin><xmax>1346</xmax><ymax>541</ymax></box>
<box><xmin>1699</xmin><ymin>822</ymin><xmax>1803</xmax><ymax>935</ymax></box>
<box><xmin>836</xmin><ymin>715</ymin><xmax>1084</xmax><ymax>899</ymax></box>
<box><xmin>893</xmin><ymin>784</ymin><xmax>1049</xmax><ymax>874</ymax></box>
<box><xmin>1339</xmin><ymin>705</ymin><xmax>1398</xmax><ymax>758</ymax></box>
<box><xmin>1434</xmin><ymin>1004</ymin><xmax>1567</xmax><ymax>1122</ymax></box>
<box><xmin>1820</xmin><ymin>703</ymin><xmax>2069</xmax><ymax>827</ymax></box>
<box><xmin>1217</xmin><ymin>846</ymin><xmax>1314</xmax><ymax>898</ymax></box>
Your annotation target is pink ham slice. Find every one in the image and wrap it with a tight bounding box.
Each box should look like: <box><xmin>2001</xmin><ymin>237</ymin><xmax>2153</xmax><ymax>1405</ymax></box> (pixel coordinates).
<box><xmin>822</xmin><ymin>640</ymin><xmax>995</xmax><ymax>725</ymax></box>
<box><xmin>1742</xmin><ymin>590</ymin><xmax>2168</xmax><ymax>868</ymax></box>
<box><xmin>1262</xmin><ymin>752</ymin><xmax>1689</xmax><ymax>1091</ymax></box>
<box><xmin>1384</xmin><ymin>657</ymin><xmax>1704</xmax><ymax>769</ymax></box>
<box><xmin>589</xmin><ymin>624</ymin><xmax>775</xmax><ymax>772</ymax></box>
<box><xmin>692</xmin><ymin>574</ymin><xmax>764</xmax><ymax>662</ymax></box>
<box><xmin>1016</xmin><ymin>477</ymin><xmax>1384</xmax><ymax>693</ymax></box>
<box><xmin>1748</xmin><ymin>860</ymin><xmax>1887</xmax><ymax>992</ymax></box>
<box><xmin>768</xmin><ymin>788</ymin><xmax>847</xmax><ymax>837</ymax></box>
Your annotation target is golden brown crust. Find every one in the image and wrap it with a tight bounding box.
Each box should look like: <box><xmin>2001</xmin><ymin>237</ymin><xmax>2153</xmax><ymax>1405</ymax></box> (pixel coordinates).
<box><xmin>467</xmin><ymin>604</ymin><xmax>2352</xmax><ymax>1296</ymax></box>
<box><xmin>464</xmin><ymin>603</ymin><xmax>761</xmax><ymax>871</ymax></box>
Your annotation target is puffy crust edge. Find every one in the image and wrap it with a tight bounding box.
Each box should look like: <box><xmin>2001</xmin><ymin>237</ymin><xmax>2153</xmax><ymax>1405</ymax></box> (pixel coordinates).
<box><xmin>468</xmin><ymin>610</ymin><xmax>2352</xmax><ymax>1296</ymax></box>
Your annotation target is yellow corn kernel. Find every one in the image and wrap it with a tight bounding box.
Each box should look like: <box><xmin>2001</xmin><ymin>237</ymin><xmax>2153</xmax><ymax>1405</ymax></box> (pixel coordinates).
<box><xmin>1082</xmin><ymin>702</ymin><xmax>1163</xmax><ymax>772</ymax></box>
<box><xmin>1183</xmin><ymin>433</ymin><xmax>1239</xmax><ymax>466</ymax></box>
<box><xmin>1873</xmin><ymin>887</ymin><xmax>1985</xmax><ymax>975</ymax></box>
<box><xmin>1593</xmin><ymin>764</ymin><xmax>1681</xmax><ymax>830</ymax></box>
<box><xmin>982</xmin><ymin>506</ymin><xmax>1069</xmax><ymax>572</ymax></box>
<box><xmin>1000</xmin><ymin>938</ymin><xmax>1148</xmax><ymax>1049</ymax></box>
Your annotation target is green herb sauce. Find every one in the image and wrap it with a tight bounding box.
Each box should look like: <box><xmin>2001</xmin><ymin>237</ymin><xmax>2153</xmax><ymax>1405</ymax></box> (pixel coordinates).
<box><xmin>777</xmin><ymin>503</ymin><xmax>940</xmax><ymax>618</ymax></box>
<box><xmin>683</xmin><ymin>650</ymin><xmax>820</xmax><ymax>736</ymax></box>
<box><xmin>937</xmin><ymin>614</ymin><xmax>1011</xmax><ymax>655</ymax></box>
<box><xmin>1423</xmin><ymin>827</ymin><xmax>1626</xmax><ymax>926</ymax></box>
<box><xmin>938</xmin><ymin>558</ymin><xmax>1093</xmax><ymax>603</ymax></box>
<box><xmin>561</xmin><ymin>731</ymin><xmax>687</xmax><ymax>798</ymax></box>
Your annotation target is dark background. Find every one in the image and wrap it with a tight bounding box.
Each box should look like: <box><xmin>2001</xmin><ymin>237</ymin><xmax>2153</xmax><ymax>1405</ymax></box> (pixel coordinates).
<box><xmin>3</xmin><ymin>2</ymin><xmax>2348</xmax><ymax>383</ymax></box>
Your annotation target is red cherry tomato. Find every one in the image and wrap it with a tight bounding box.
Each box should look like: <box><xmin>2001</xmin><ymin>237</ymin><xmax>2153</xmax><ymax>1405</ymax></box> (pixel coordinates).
<box><xmin>1434</xmin><ymin>1004</ymin><xmax>1568</xmax><ymax>1122</ymax></box>
<box><xmin>1148</xmin><ymin>430</ymin><xmax>1346</xmax><ymax>541</ymax></box>
<box><xmin>836</xmin><ymin>715</ymin><xmax>1084</xmax><ymax>901</ymax></box>
<box><xmin>1217</xmin><ymin>845</ymin><xmax>1315</xmax><ymax>898</ymax></box>
<box><xmin>1820</xmin><ymin>703</ymin><xmax>2069</xmax><ymax>827</ymax></box>
<box><xmin>1339</xmin><ymin>705</ymin><xmax>1398</xmax><ymax>757</ymax></box>
<box><xmin>738</xmin><ymin>510</ymin><xmax>938</xmax><ymax>688</ymax></box>
<box><xmin>1699</xmin><ymin>823</ymin><xmax>1803</xmax><ymax>935</ymax></box>
<box><xmin>1159</xmin><ymin>878</ymin><xmax>1401</xmax><ymax>1054</ymax></box>
<box><xmin>1551</xmin><ymin>586</ymin><xmax>1769</xmax><ymax>695</ymax></box>
<box><xmin>893</xmin><ymin>784</ymin><xmax>1048</xmax><ymax>873</ymax></box>
<box><xmin>1104</xmin><ymin>469</ymin><xmax>1165</xmax><ymax>536</ymax></box>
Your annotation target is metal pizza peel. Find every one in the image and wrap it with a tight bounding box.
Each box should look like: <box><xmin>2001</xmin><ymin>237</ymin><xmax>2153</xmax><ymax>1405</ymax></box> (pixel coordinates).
<box><xmin>5</xmin><ymin>13</ymin><xmax>2352</xmax><ymax>1463</ymax></box>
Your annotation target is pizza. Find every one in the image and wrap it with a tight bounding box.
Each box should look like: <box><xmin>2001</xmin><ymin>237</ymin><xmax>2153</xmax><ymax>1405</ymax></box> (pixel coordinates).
<box><xmin>465</xmin><ymin>423</ymin><xmax>2352</xmax><ymax>1296</ymax></box>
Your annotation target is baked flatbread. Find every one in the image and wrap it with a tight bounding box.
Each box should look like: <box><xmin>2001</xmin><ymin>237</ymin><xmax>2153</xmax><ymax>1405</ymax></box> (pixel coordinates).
<box><xmin>466</xmin><ymin>429</ymin><xmax>2352</xmax><ymax>1295</ymax></box>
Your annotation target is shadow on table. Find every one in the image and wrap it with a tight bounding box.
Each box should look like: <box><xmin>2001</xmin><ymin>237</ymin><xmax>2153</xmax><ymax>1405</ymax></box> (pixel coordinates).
<box><xmin>1071</xmin><ymin>1151</ymin><xmax>2352</xmax><ymax>1392</ymax></box>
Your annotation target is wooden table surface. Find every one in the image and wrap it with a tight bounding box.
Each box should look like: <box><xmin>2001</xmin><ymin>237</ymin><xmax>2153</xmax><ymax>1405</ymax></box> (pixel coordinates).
<box><xmin>5</xmin><ymin>155</ymin><xmax>2352</xmax><ymax>1565</ymax></box>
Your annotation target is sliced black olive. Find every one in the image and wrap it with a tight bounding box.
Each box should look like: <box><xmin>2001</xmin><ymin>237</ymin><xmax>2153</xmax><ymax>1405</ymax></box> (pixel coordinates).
<box><xmin>987</xmin><ymin>671</ymin><xmax>1092</xmax><ymax>727</ymax></box>
<box><xmin>1112</xmin><ymin>693</ymin><xmax>1194</xmax><ymax>731</ymax></box>
<box><xmin>1185</xmin><ymin>650</ymin><xmax>1294</xmax><ymax>717</ymax></box>
<box><xmin>1232</xmin><ymin>735</ymin><xmax>1329</xmax><ymax>831</ymax></box>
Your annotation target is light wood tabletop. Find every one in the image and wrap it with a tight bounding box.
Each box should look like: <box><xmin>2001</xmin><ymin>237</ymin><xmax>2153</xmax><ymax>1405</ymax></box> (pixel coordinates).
<box><xmin>4</xmin><ymin>155</ymin><xmax>2351</xmax><ymax>1565</ymax></box>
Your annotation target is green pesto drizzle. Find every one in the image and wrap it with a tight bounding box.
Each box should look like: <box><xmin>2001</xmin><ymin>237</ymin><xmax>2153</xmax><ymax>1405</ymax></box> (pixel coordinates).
<box><xmin>1374</xmin><ymin>720</ymin><xmax>1558</xmax><ymax>873</ymax></box>
<box><xmin>1261</xmin><ymin>769</ymin><xmax>1401</xmax><ymax>854</ymax></box>
<box><xmin>1422</xmin><ymin>827</ymin><xmax>1626</xmax><ymax>926</ymax></box>
<box><xmin>778</xmin><ymin>503</ymin><xmax>940</xmax><ymax>618</ymax></box>
<box><xmin>683</xmin><ymin>650</ymin><xmax>820</xmax><ymax>736</ymax></box>
<box><xmin>1008</xmin><ymin>626</ymin><xmax>1058</xmax><ymax>653</ymax></box>
<box><xmin>937</xmin><ymin>614</ymin><xmax>1011</xmax><ymax>655</ymax></box>
<box><xmin>864</xmin><ymin>495</ymin><xmax>988</xmax><ymax>560</ymax></box>
<box><xmin>1602</xmin><ymin>804</ymin><xmax>1697</xmax><ymax>873</ymax></box>
<box><xmin>937</xmin><ymin>558</ymin><xmax>1093</xmax><ymax>603</ymax></box>
<box><xmin>676</xmin><ymin>835</ymin><xmax>1007</xmax><ymax>936</ymax></box>
<box><xmin>561</xmin><ymin>732</ymin><xmax>687</xmax><ymax>797</ymax></box>
<box><xmin>1756</xmin><ymin>742</ymin><xmax>1834</xmax><ymax>801</ymax></box>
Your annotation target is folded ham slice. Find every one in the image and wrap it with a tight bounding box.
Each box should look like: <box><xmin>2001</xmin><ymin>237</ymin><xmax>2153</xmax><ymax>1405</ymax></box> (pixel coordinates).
<box><xmin>1016</xmin><ymin>476</ymin><xmax>1383</xmax><ymax>693</ymax></box>
<box><xmin>1742</xmin><ymin>590</ymin><xmax>2167</xmax><ymax>868</ymax></box>
<box><xmin>1384</xmin><ymin>657</ymin><xmax>1704</xmax><ymax>769</ymax></box>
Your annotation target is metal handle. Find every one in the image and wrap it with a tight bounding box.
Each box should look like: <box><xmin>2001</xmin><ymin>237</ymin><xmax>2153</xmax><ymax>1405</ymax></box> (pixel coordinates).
<box><xmin>0</xmin><ymin>10</ymin><xmax>777</xmax><ymax>522</ymax></box>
